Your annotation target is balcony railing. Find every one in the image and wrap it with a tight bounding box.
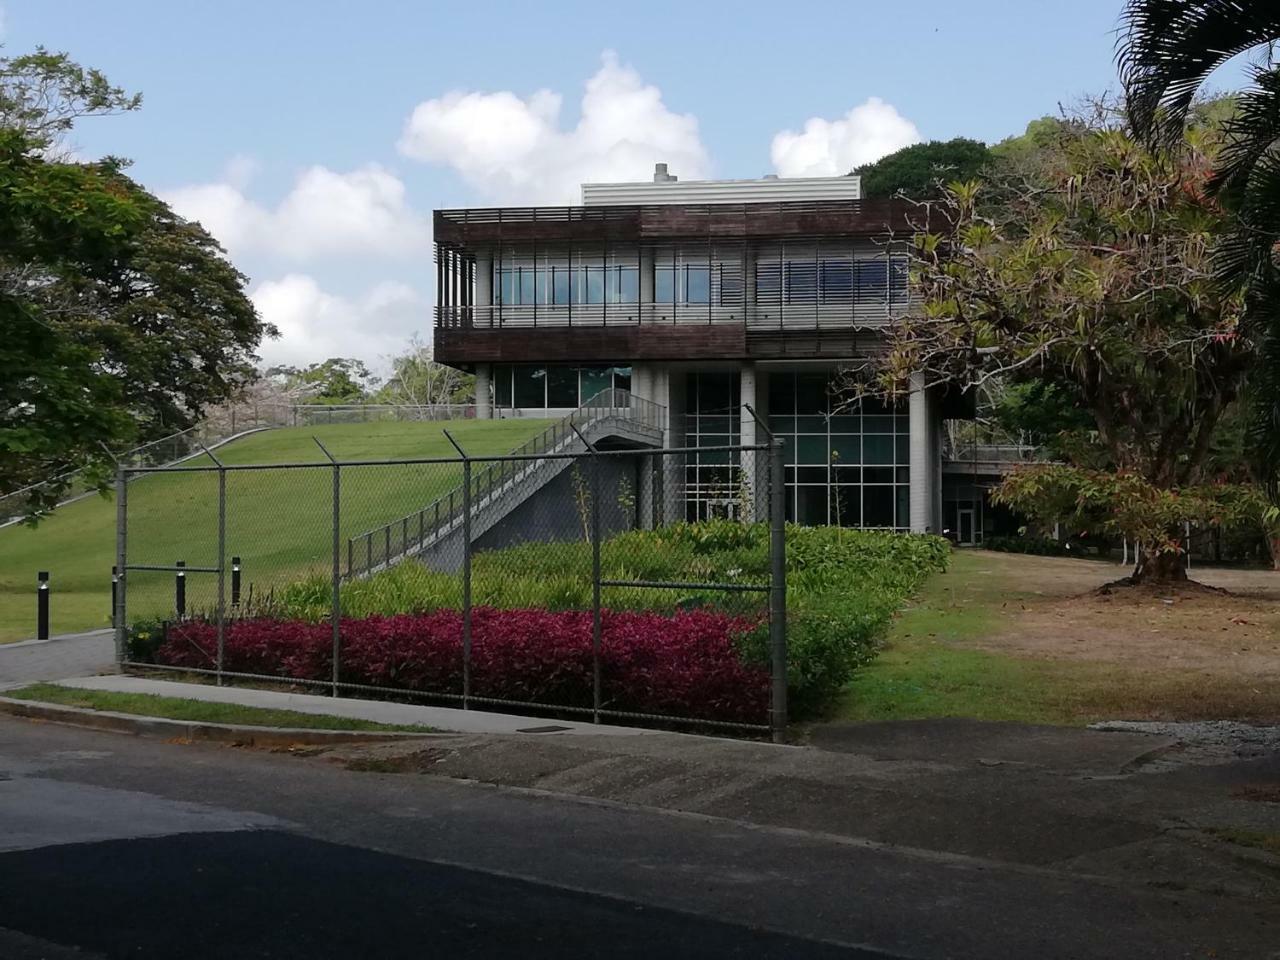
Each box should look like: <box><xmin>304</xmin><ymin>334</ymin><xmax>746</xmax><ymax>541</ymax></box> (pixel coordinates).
<box><xmin>436</xmin><ymin>299</ymin><xmax>913</xmax><ymax>332</ymax></box>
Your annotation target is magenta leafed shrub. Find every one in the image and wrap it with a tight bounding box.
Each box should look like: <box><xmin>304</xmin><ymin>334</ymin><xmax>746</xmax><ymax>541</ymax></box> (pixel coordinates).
<box><xmin>156</xmin><ymin>608</ymin><xmax>768</xmax><ymax>724</ymax></box>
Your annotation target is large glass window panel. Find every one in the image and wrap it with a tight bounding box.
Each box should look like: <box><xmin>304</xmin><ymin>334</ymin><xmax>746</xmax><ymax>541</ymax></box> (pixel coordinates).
<box><xmin>829</xmin><ymin>414</ymin><xmax>861</xmax><ymax>432</ymax></box>
<box><xmin>755</xmin><ymin>262</ymin><xmax>782</xmax><ymax>301</ymax></box>
<box><xmin>797</xmin><ymin>466</ymin><xmax>827</xmax><ymax>484</ymax></box>
<box><xmin>768</xmin><ymin>415</ymin><xmax>795</xmax><ymax>436</ymax></box>
<box><xmin>896</xmin><ymin>435</ymin><xmax>910</xmax><ymax>463</ymax></box>
<box><xmin>583</xmin><ymin>267</ymin><xmax>605</xmax><ymax>304</ymax></box>
<box><xmin>768</xmin><ymin>373</ymin><xmax>795</xmax><ymax>413</ymax></box>
<box><xmin>685</xmin><ymin>265</ymin><xmax>711</xmax><ymax>304</ymax></box>
<box><xmin>896</xmin><ymin>487</ymin><xmax>911</xmax><ymax>529</ymax></box>
<box><xmin>796</xmin><ymin>415</ymin><xmax>828</xmax><ymax>433</ymax></box>
<box><xmin>796</xmin><ymin>436</ymin><xmax>829</xmax><ymax>464</ymax></box>
<box><xmin>855</xmin><ymin>259</ymin><xmax>889</xmax><ymax>295</ymax></box>
<box><xmin>832</xmin><ymin>486</ymin><xmax>861</xmax><ymax>526</ymax></box>
<box><xmin>830</xmin><ymin>435</ymin><xmax>860</xmax><ymax>463</ymax></box>
<box><xmin>863</xmin><ymin>486</ymin><xmax>895</xmax><ymax>527</ymax></box>
<box><xmin>612</xmin><ymin>367</ymin><xmax>632</xmax><ymax>393</ymax></box>
<box><xmin>499</xmin><ymin>269</ymin><xmax>516</xmax><ymax>305</ymax></box>
<box><xmin>519</xmin><ymin>268</ymin><xmax>536</xmax><ymax>304</ymax></box>
<box><xmin>580</xmin><ymin>367</ymin><xmax>612</xmax><ymax>401</ymax></box>
<box><xmin>889</xmin><ymin>258</ymin><xmax>909</xmax><ymax>305</ymax></box>
<box><xmin>513</xmin><ymin>366</ymin><xmax>546</xmax><ymax>407</ymax></box>
<box><xmin>832</xmin><ymin>465</ymin><xmax>861</xmax><ymax>485</ymax></box>
<box><xmin>547</xmin><ymin>366</ymin><xmax>578</xmax><ymax>407</ymax></box>
<box><xmin>820</xmin><ymin>260</ymin><xmax>853</xmax><ymax>302</ymax></box>
<box><xmin>616</xmin><ymin>267</ymin><xmax>639</xmax><ymax>304</ymax></box>
<box><xmin>655</xmin><ymin>267</ymin><xmax>676</xmax><ymax>303</ymax></box>
<box><xmin>863</xmin><ymin>415</ymin><xmax>896</xmax><ymax>433</ymax></box>
<box><xmin>795</xmin><ymin>374</ymin><xmax>828</xmax><ymax>415</ymax></box>
<box><xmin>494</xmin><ymin>365</ymin><xmax>512</xmax><ymax>407</ymax></box>
<box><xmin>797</xmin><ymin>486</ymin><xmax>828</xmax><ymax>525</ymax></box>
<box><xmin>696</xmin><ymin>372</ymin><xmax>735</xmax><ymax>411</ymax></box>
<box><xmin>552</xmin><ymin>266</ymin><xmax>571</xmax><ymax>305</ymax></box>
<box><xmin>864</xmin><ymin>435</ymin><xmax>895</xmax><ymax>464</ymax></box>
<box><xmin>863</xmin><ymin>467</ymin><xmax>895</xmax><ymax>484</ymax></box>
<box><xmin>786</xmin><ymin>262</ymin><xmax>818</xmax><ymax>303</ymax></box>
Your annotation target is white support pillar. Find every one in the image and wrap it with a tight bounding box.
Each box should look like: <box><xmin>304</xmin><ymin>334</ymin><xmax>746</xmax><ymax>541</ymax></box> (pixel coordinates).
<box><xmin>474</xmin><ymin>250</ymin><xmax>493</xmax><ymax>327</ymax></box>
<box><xmin>474</xmin><ymin>364</ymin><xmax>492</xmax><ymax>420</ymax></box>
<box><xmin>908</xmin><ymin>372</ymin><xmax>931</xmax><ymax>533</ymax></box>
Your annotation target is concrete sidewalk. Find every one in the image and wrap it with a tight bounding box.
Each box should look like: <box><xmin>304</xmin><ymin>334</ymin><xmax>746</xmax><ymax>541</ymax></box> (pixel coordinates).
<box><xmin>0</xmin><ymin>630</ymin><xmax>115</xmax><ymax>689</ymax></box>
<box><xmin>52</xmin><ymin>675</ymin><xmax>657</xmax><ymax>737</ymax></box>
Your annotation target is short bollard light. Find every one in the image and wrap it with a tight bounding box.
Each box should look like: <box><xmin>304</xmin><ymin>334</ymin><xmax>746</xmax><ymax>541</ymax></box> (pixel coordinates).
<box><xmin>175</xmin><ymin>560</ymin><xmax>186</xmax><ymax>619</ymax></box>
<box><xmin>37</xmin><ymin>570</ymin><xmax>50</xmax><ymax>641</ymax></box>
<box><xmin>231</xmin><ymin>555</ymin><xmax>242</xmax><ymax>608</ymax></box>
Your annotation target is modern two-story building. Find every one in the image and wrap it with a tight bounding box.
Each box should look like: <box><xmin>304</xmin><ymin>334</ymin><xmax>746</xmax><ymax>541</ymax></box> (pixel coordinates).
<box><xmin>433</xmin><ymin>165</ymin><xmax>976</xmax><ymax>535</ymax></box>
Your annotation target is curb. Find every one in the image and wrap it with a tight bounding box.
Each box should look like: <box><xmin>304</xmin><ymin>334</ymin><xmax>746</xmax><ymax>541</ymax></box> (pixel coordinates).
<box><xmin>0</xmin><ymin>696</ymin><xmax>442</xmax><ymax>747</ymax></box>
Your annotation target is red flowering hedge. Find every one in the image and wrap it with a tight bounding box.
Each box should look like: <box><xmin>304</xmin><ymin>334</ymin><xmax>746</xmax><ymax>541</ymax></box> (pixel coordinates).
<box><xmin>155</xmin><ymin>608</ymin><xmax>768</xmax><ymax>724</ymax></box>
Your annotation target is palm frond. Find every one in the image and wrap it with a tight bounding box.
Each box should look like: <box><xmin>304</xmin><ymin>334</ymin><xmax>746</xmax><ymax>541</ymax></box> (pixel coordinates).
<box><xmin>1119</xmin><ymin>0</ymin><xmax>1280</xmax><ymax>143</ymax></box>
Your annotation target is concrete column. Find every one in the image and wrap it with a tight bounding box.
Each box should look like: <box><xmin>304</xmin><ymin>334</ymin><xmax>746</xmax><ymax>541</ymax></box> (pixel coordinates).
<box><xmin>661</xmin><ymin>367</ymin><xmax>685</xmax><ymax>525</ymax></box>
<box><xmin>908</xmin><ymin>372</ymin><xmax>931</xmax><ymax>533</ymax></box>
<box><xmin>639</xmin><ymin>247</ymin><xmax>655</xmax><ymax>323</ymax></box>
<box><xmin>739</xmin><ymin>362</ymin><xmax>759</xmax><ymax>520</ymax></box>
<box><xmin>475</xmin><ymin>363</ymin><xmax>492</xmax><ymax>420</ymax></box>
<box><xmin>475</xmin><ymin>250</ymin><xmax>492</xmax><ymax>327</ymax></box>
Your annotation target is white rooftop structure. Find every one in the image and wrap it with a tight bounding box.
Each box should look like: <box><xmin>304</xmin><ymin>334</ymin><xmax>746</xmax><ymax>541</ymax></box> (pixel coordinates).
<box><xmin>582</xmin><ymin>163</ymin><xmax>862</xmax><ymax>206</ymax></box>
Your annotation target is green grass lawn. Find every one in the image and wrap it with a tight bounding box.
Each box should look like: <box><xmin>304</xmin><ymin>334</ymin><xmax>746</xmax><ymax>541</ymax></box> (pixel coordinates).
<box><xmin>0</xmin><ymin>419</ymin><xmax>550</xmax><ymax>643</ymax></box>
<box><xmin>3</xmin><ymin>682</ymin><xmax>433</xmax><ymax>731</ymax></box>
<box><xmin>836</xmin><ymin>550</ymin><xmax>1280</xmax><ymax>726</ymax></box>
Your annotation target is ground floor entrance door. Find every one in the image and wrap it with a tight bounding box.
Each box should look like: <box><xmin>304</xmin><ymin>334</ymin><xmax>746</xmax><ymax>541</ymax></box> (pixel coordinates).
<box><xmin>957</xmin><ymin>507</ymin><xmax>976</xmax><ymax>546</ymax></box>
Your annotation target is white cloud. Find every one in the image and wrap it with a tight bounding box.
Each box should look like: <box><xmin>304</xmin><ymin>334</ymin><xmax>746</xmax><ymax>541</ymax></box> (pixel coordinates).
<box><xmin>398</xmin><ymin>51</ymin><xmax>710</xmax><ymax>203</ymax></box>
<box><xmin>770</xmin><ymin>98</ymin><xmax>921</xmax><ymax>178</ymax></box>
<box><xmin>163</xmin><ymin>162</ymin><xmax>430</xmax><ymax>263</ymax></box>
<box><xmin>251</xmin><ymin>275</ymin><xmax>428</xmax><ymax>371</ymax></box>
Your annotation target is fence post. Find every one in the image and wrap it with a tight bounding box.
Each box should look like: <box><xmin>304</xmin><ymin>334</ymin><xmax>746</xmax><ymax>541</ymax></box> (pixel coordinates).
<box><xmin>114</xmin><ymin>465</ymin><xmax>127</xmax><ymax>664</ymax></box>
<box><xmin>769</xmin><ymin>438</ymin><xmax>788</xmax><ymax>743</ymax></box>
<box><xmin>571</xmin><ymin>423</ymin><xmax>603</xmax><ymax>724</ymax></box>
<box><xmin>216</xmin><ymin>463</ymin><xmax>227</xmax><ymax>686</ymax></box>
<box><xmin>175</xmin><ymin>561</ymin><xmax>186</xmax><ymax>620</ymax></box>
<box><xmin>314</xmin><ymin>437</ymin><xmax>342</xmax><ymax>698</ymax></box>
<box><xmin>111</xmin><ymin>565</ymin><xmax>118</xmax><ymax>623</ymax></box>
<box><xmin>231</xmin><ymin>556</ymin><xmax>242</xmax><ymax>608</ymax></box>
<box><xmin>37</xmin><ymin>571</ymin><xmax>49</xmax><ymax>641</ymax></box>
<box><xmin>444</xmin><ymin>430</ymin><xmax>472</xmax><ymax>709</ymax></box>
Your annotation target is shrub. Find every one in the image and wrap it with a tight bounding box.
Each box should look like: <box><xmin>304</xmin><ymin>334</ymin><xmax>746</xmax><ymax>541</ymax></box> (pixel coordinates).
<box><xmin>153</xmin><ymin>523</ymin><xmax>950</xmax><ymax>722</ymax></box>
<box><xmin>154</xmin><ymin>608</ymin><xmax>768</xmax><ymax>724</ymax></box>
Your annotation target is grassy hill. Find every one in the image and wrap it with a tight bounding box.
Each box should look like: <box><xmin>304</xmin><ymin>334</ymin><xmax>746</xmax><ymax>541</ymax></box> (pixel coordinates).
<box><xmin>0</xmin><ymin>419</ymin><xmax>550</xmax><ymax>643</ymax></box>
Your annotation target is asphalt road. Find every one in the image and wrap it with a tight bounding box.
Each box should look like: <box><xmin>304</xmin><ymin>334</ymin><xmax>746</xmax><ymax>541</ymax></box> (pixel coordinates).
<box><xmin>0</xmin><ymin>716</ymin><xmax>1273</xmax><ymax>959</ymax></box>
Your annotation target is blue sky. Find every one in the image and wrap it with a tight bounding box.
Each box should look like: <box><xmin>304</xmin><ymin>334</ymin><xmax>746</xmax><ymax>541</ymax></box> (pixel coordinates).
<box><xmin>0</xmin><ymin>0</ymin><xmax>1235</xmax><ymax>372</ymax></box>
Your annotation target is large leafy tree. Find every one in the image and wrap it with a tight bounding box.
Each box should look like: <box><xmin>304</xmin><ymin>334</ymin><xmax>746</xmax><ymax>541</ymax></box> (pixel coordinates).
<box><xmin>1</xmin><ymin>49</ymin><xmax>272</xmax><ymax>514</ymax></box>
<box><xmin>1119</xmin><ymin>2</ymin><xmax>1280</xmax><ymax>489</ymax></box>
<box><xmin>854</xmin><ymin>138</ymin><xmax>991</xmax><ymax>200</ymax></box>
<box><xmin>873</xmin><ymin>113</ymin><xmax>1252</xmax><ymax>581</ymax></box>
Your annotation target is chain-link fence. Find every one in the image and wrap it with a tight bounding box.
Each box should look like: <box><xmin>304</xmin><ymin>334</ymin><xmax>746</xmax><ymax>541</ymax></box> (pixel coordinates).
<box><xmin>114</xmin><ymin>432</ymin><xmax>787</xmax><ymax>737</ymax></box>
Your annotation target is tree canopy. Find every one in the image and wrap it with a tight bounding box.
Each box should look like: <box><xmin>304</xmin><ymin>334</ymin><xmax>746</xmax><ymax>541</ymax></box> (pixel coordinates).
<box><xmin>854</xmin><ymin>138</ymin><xmax>991</xmax><ymax>200</ymax></box>
<box><xmin>1</xmin><ymin>49</ymin><xmax>272</xmax><ymax>515</ymax></box>
<box><xmin>869</xmin><ymin>109</ymin><xmax>1256</xmax><ymax>580</ymax></box>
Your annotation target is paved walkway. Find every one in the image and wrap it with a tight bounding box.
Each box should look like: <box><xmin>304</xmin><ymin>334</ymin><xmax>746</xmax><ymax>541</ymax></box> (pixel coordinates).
<box><xmin>51</xmin><ymin>675</ymin><xmax>657</xmax><ymax>737</ymax></box>
<box><xmin>0</xmin><ymin>631</ymin><xmax>115</xmax><ymax>689</ymax></box>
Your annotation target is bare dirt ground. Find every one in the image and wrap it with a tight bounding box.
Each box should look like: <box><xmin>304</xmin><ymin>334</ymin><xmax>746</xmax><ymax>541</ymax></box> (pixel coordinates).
<box><xmin>968</xmin><ymin>552</ymin><xmax>1280</xmax><ymax>680</ymax></box>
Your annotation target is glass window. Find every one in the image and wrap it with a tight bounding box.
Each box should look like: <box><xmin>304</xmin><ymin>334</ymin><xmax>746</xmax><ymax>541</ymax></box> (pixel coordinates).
<box><xmin>896</xmin><ymin>435</ymin><xmax>910</xmax><ymax>463</ymax></box>
<box><xmin>612</xmin><ymin>366</ymin><xmax>632</xmax><ymax>393</ymax></box>
<box><xmin>685</xmin><ymin>265</ymin><xmax>711</xmax><ymax>304</ymax></box>
<box><xmin>519</xmin><ymin>268</ymin><xmax>536</xmax><ymax>304</ymax></box>
<box><xmin>864</xmin><ymin>486</ymin><xmax>895</xmax><ymax>527</ymax></box>
<box><xmin>494</xmin><ymin>365</ymin><xmax>512</xmax><ymax>407</ymax></box>
<box><xmin>756</xmin><ymin>262</ymin><xmax>782</xmax><ymax>303</ymax></box>
<box><xmin>580</xmin><ymin>367</ymin><xmax>612</xmax><ymax>402</ymax></box>
<box><xmin>821</xmin><ymin>260</ymin><xmax>853</xmax><ymax>302</ymax></box>
<box><xmin>797</xmin><ymin>466</ymin><xmax>827</xmax><ymax>484</ymax></box>
<box><xmin>786</xmin><ymin>262</ymin><xmax>818</xmax><ymax>303</ymax></box>
<box><xmin>583</xmin><ymin>267</ymin><xmax>605</xmax><ymax>304</ymax></box>
<box><xmin>833</xmin><ymin>465</ymin><xmax>861</xmax><ymax>485</ymax></box>
<box><xmin>796</xmin><ymin>436</ymin><xmax>828</xmax><ymax>464</ymax></box>
<box><xmin>498</xmin><ymin>269</ymin><xmax>516</xmax><ymax>305</ymax></box>
<box><xmin>896</xmin><ymin>487</ymin><xmax>911</xmax><ymax>529</ymax></box>
<box><xmin>513</xmin><ymin>366</ymin><xmax>546</xmax><ymax>408</ymax></box>
<box><xmin>864</xmin><ymin>435</ymin><xmax>895</xmax><ymax>465</ymax></box>
<box><xmin>615</xmin><ymin>267</ymin><xmax>639</xmax><ymax>304</ymax></box>
<box><xmin>855</xmin><ymin>259</ymin><xmax>888</xmax><ymax>295</ymax></box>
<box><xmin>655</xmin><ymin>267</ymin><xmax>675</xmax><ymax>304</ymax></box>
<box><xmin>863</xmin><ymin>415</ymin><xmax>896</xmax><ymax>433</ymax></box>
<box><xmin>864</xmin><ymin>467</ymin><xmax>895</xmax><ymax>484</ymax></box>
<box><xmin>795</xmin><ymin>374</ymin><xmax>828</xmax><ymax>415</ymax></box>
<box><xmin>832</xmin><ymin>486</ymin><xmax>861</xmax><ymax>526</ymax></box>
<box><xmin>829</xmin><ymin>414</ymin><xmax>860</xmax><ymax>432</ymax></box>
<box><xmin>768</xmin><ymin>373</ymin><xmax>795</xmax><ymax>413</ymax></box>
<box><xmin>830</xmin><ymin>435</ymin><xmax>860</xmax><ymax>463</ymax></box>
<box><xmin>797</xmin><ymin>486</ymin><xmax>828</xmax><ymax>525</ymax></box>
<box><xmin>796</xmin><ymin>415</ymin><xmax>828</xmax><ymax>433</ymax></box>
<box><xmin>552</xmin><ymin>266</ymin><xmax>571</xmax><ymax>305</ymax></box>
<box><xmin>547</xmin><ymin>367</ymin><xmax>578</xmax><ymax>407</ymax></box>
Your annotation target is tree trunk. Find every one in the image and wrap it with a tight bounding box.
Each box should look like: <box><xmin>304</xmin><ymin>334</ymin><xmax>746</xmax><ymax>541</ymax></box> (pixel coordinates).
<box><xmin>1131</xmin><ymin>550</ymin><xmax>1188</xmax><ymax>584</ymax></box>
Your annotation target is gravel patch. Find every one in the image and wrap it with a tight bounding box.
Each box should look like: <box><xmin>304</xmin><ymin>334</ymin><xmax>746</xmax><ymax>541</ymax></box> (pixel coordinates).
<box><xmin>1091</xmin><ymin>719</ymin><xmax>1280</xmax><ymax>770</ymax></box>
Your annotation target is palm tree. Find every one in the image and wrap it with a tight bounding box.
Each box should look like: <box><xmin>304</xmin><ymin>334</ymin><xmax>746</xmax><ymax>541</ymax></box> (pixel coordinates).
<box><xmin>1118</xmin><ymin>1</ymin><xmax>1280</xmax><ymax>490</ymax></box>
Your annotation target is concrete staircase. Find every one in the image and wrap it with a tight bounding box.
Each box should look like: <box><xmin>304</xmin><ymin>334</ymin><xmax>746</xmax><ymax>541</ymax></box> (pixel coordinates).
<box><xmin>344</xmin><ymin>390</ymin><xmax>665</xmax><ymax>579</ymax></box>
